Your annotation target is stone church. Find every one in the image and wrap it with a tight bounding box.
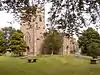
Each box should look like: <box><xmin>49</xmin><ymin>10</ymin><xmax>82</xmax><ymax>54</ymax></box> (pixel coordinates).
<box><xmin>20</xmin><ymin>7</ymin><xmax>77</xmax><ymax>56</ymax></box>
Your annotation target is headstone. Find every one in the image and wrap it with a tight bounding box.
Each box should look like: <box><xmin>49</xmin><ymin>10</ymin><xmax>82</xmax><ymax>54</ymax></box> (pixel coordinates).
<box><xmin>90</xmin><ymin>59</ymin><xmax>98</xmax><ymax>64</ymax></box>
<box><xmin>27</xmin><ymin>58</ymin><xmax>37</xmax><ymax>63</ymax></box>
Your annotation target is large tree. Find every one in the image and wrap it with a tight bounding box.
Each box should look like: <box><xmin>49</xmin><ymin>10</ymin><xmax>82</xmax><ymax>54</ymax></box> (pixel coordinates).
<box><xmin>9</xmin><ymin>30</ymin><xmax>27</xmax><ymax>56</ymax></box>
<box><xmin>43</xmin><ymin>30</ymin><xmax>62</xmax><ymax>55</ymax></box>
<box><xmin>78</xmin><ymin>27</ymin><xmax>100</xmax><ymax>56</ymax></box>
<box><xmin>0</xmin><ymin>0</ymin><xmax>100</xmax><ymax>35</ymax></box>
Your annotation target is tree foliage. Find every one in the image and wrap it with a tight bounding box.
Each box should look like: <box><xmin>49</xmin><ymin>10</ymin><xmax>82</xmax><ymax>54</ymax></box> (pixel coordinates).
<box><xmin>0</xmin><ymin>30</ymin><xmax>5</xmax><ymax>53</ymax></box>
<box><xmin>43</xmin><ymin>30</ymin><xmax>62</xmax><ymax>55</ymax></box>
<box><xmin>0</xmin><ymin>0</ymin><xmax>44</xmax><ymax>22</ymax></box>
<box><xmin>0</xmin><ymin>0</ymin><xmax>100</xmax><ymax>35</ymax></box>
<box><xmin>78</xmin><ymin>27</ymin><xmax>100</xmax><ymax>57</ymax></box>
<box><xmin>0</xmin><ymin>27</ymin><xmax>26</xmax><ymax>55</ymax></box>
<box><xmin>87</xmin><ymin>42</ymin><xmax>100</xmax><ymax>58</ymax></box>
<box><xmin>48</xmin><ymin>0</ymin><xmax>100</xmax><ymax>35</ymax></box>
<box><xmin>9</xmin><ymin>30</ymin><xmax>27</xmax><ymax>56</ymax></box>
<box><xmin>0</xmin><ymin>0</ymin><xmax>30</xmax><ymax>12</ymax></box>
<box><xmin>1</xmin><ymin>27</ymin><xmax>16</xmax><ymax>51</ymax></box>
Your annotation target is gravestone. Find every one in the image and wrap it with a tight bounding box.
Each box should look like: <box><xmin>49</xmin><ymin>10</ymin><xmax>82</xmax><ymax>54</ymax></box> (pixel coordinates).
<box><xmin>90</xmin><ymin>59</ymin><xmax>98</xmax><ymax>64</ymax></box>
<box><xmin>27</xmin><ymin>58</ymin><xmax>37</xmax><ymax>63</ymax></box>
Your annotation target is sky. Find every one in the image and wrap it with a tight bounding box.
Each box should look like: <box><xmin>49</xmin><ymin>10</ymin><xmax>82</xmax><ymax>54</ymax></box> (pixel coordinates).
<box><xmin>0</xmin><ymin>11</ymin><xmax>20</xmax><ymax>29</ymax></box>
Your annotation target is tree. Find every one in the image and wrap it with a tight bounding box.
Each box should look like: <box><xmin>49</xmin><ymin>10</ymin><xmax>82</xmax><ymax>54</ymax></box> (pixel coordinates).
<box><xmin>87</xmin><ymin>42</ymin><xmax>100</xmax><ymax>58</ymax></box>
<box><xmin>9</xmin><ymin>30</ymin><xmax>27</xmax><ymax>56</ymax></box>
<box><xmin>78</xmin><ymin>27</ymin><xmax>100</xmax><ymax>57</ymax></box>
<box><xmin>43</xmin><ymin>30</ymin><xmax>62</xmax><ymax>55</ymax></box>
<box><xmin>0</xmin><ymin>30</ymin><xmax>5</xmax><ymax>53</ymax></box>
<box><xmin>1</xmin><ymin>27</ymin><xmax>16</xmax><ymax>52</ymax></box>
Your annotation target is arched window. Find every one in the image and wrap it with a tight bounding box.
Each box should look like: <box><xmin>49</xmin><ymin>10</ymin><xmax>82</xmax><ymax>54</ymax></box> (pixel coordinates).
<box><xmin>25</xmin><ymin>32</ymin><xmax>32</xmax><ymax>48</ymax></box>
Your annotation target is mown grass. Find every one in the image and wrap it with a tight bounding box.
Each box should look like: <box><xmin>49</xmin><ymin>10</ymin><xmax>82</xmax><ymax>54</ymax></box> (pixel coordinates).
<box><xmin>0</xmin><ymin>55</ymin><xmax>100</xmax><ymax>75</ymax></box>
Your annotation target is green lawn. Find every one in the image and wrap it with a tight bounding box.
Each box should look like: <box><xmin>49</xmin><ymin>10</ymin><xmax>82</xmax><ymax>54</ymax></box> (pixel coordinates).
<box><xmin>0</xmin><ymin>55</ymin><xmax>100</xmax><ymax>75</ymax></box>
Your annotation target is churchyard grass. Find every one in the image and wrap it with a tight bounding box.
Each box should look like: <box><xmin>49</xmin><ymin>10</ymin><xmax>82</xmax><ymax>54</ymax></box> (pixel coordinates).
<box><xmin>0</xmin><ymin>55</ymin><xmax>100</xmax><ymax>75</ymax></box>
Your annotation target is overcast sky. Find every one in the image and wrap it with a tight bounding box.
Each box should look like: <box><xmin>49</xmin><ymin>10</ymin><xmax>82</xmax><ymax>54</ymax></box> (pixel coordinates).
<box><xmin>0</xmin><ymin>11</ymin><xmax>20</xmax><ymax>29</ymax></box>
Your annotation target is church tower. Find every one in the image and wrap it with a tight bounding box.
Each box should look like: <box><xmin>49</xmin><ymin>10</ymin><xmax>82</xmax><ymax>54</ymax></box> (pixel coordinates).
<box><xmin>20</xmin><ymin>7</ymin><xmax>45</xmax><ymax>56</ymax></box>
